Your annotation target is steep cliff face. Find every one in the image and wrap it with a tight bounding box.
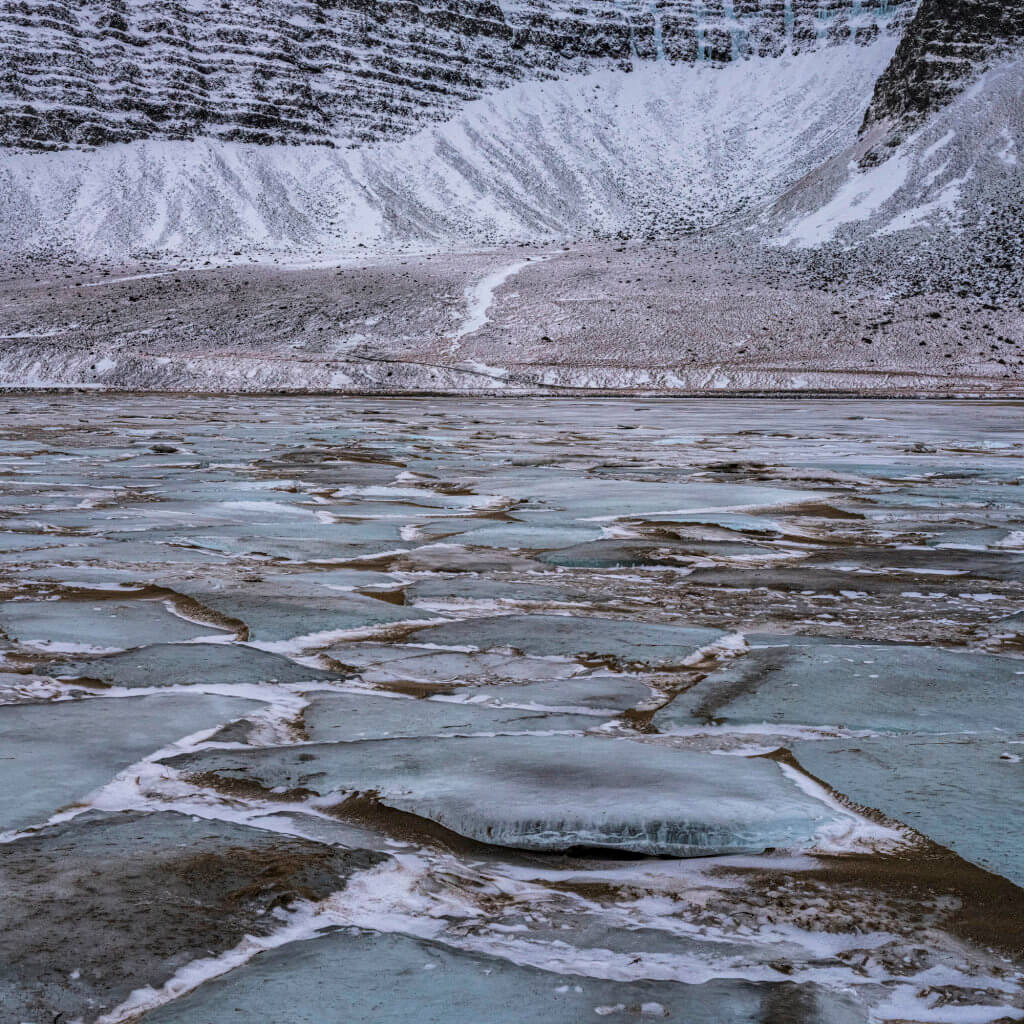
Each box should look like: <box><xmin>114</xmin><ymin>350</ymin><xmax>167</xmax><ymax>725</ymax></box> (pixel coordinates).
<box><xmin>863</xmin><ymin>0</ymin><xmax>1024</xmax><ymax>129</ymax></box>
<box><xmin>0</xmin><ymin>0</ymin><xmax>914</xmax><ymax>151</ymax></box>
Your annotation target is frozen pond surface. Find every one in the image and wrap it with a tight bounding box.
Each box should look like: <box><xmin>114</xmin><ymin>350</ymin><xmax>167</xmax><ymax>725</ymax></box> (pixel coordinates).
<box><xmin>0</xmin><ymin>397</ymin><xmax>1022</xmax><ymax>1023</ymax></box>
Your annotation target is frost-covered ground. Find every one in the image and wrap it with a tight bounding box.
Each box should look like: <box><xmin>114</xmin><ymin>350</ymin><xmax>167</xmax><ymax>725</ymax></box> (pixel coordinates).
<box><xmin>2</xmin><ymin>239</ymin><xmax>1020</xmax><ymax>393</ymax></box>
<box><xmin>1</xmin><ymin>397</ymin><xmax>1023</xmax><ymax>1023</ymax></box>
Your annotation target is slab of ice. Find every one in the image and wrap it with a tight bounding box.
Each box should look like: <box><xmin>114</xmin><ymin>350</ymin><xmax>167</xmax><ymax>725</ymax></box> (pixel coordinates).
<box><xmin>169</xmin><ymin>581</ymin><xmax>436</xmax><ymax>644</ymax></box>
<box><xmin>382</xmin><ymin>544</ymin><xmax>548</xmax><ymax>575</ymax></box>
<box><xmin>16</xmin><ymin>538</ymin><xmax>234</xmax><ymax>566</ymax></box>
<box><xmin>0</xmin><ymin>597</ymin><xmax>230</xmax><ymax>653</ymax></box>
<box><xmin>459</xmin><ymin>673</ymin><xmax>656</xmax><ymax>713</ymax></box>
<box><xmin>138</xmin><ymin>927</ymin><xmax>868</xmax><ymax>1024</ymax></box>
<box><xmin>0</xmin><ymin>532</ymin><xmax>68</xmax><ymax>553</ymax></box>
<box><xmin>653</xmin><ymin>636</ymin><xmax>1024</xmax><ymax>735</ymax></box>
<box><xmin>540</xmin><ymin>538</ymin><xmax>779</xmax><ymax>568</ymax></box>
<box><xmin>22</xmin><ymin>566</ymin><xmax>164</xmax><ymax>587</ymax></box>
<box><xmin>303</xmin><ymin>693</ymin><xmax>597</xmax><ymax>741</ymax></box>
<box><xmin>793</xmin><ymin>735</ymin><xmax>1024</xmax><ymax>887</ymax></box>
<box><xmin>0</xmin><ymin>693</ymin><xmax>264</xmax><ymax>830</ymax></box>
<box><xmin>327</xmin><ymin>648</ymin><xmax>583</xmax><ymax>693</ymax></box>
<box><xmin>56</xmin><ymin>642</ymin><xmax>339</xmax><ymax>689</ymax></box>
<box><xmin>405</xmin><ymin>575</ymin><xmax>595</xmax><ymax>607</ymax></box>
<box><xmin>807</xmin><ymin>547</ymin><xmax>1024</xmax><ymax>583</ymax></box>
<box><xmin>987</xmin><ymin>609</ymin><xmax>1024</xmax><ymax>636</ymax></box>
<box><xmin>539</xmin><ymin>539</ymin><xmax>700</xmax><ymax>568</ymax></box>
<box><xmin>411</xmin><ymin>615</ymin><xmax>722</xmax><ymax>667</ymax></box>
<box><xmin>439</xmin><ymin>522</ymin><xmax>606</xmax><ymax>550</ymax></box>
<box><xmin>272</xmin><ymin>568</ymin><xmax>406</xmax><ymax>592</ymax></box>
<box><xmin>639</xmin><ymin>512</ymin><xmax>787</xmax><ymax>534</ymax></box>
<box><xmin>481</xmin><ymin>476</ymin><xmax>817</xmax><ymax>522</ymax></box>
<box><xmin>165</xmin><ymin>525</ymin><xmax>403</xmax><ymax>562</ymax></box>
<box><xmin>165</xmin><ymin>735</ymin><xmax>842</xmax><ymax>856</ymax></box>
<box><xmin>681</xmin><ymin>565</ymin><xmax>955</xmax><ymax>597</ymax></box>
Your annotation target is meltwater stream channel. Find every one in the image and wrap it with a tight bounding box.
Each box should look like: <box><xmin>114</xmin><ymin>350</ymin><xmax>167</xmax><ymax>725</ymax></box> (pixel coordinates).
<box><xmin>0</xmin><ymin>397</ymin><xmax>1022</xmax><ymax>1024</ymax></box>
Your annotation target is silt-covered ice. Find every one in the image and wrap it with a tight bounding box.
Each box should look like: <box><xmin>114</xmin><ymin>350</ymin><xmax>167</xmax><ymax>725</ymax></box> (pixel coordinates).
<box><xmin>653</xmin><ymin>636</ymin><xmax>1024</xmax><ymax>735</ymax></box>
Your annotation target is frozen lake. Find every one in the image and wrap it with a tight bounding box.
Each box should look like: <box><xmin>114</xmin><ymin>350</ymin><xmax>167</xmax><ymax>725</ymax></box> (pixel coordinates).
<box><xmin>0</xmin><ymin>397</ymin><xmax>1022</xmax><ymax>1023</ymax></box>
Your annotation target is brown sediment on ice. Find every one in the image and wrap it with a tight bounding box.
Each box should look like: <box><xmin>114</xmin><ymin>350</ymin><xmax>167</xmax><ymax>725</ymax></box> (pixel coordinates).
<box><xmin>757</xmin><ymin>748</ymin><xmax>1024</xmax><ymax>960</ymax></box>
<box><xmin>472</xmin><ymin>508</ymin><xmax>520</xmax><ymax>522</ymax></box>
<box><xmin>187</xmin><ymin>770</ymin><xmax>318</xmax><ymax>803</ymax></box>
<box><xmin>329</xmin><ymin>792</ymin><xmax>502</xmax><ymax>857</ymax></box>
<box><xmin>355</xmin><ymin>585</ymin><xmax>408</xmax><ymax>606</ymax></box>
<box><xmin>801</xmin><ymin>852</ymin><xmax>1024</xmax><ymax>960</ymax></box>
<box><xmin>168</xmin><ymin>843</ymin><xmax>358</xmax><ymax>909</ymax></box>
<box><xmin>370</xmin><ymin>678</ymin><xmax>459</xmax><ymax>697</ymax></box>
<box><xmin>764</xmin><ymin>501</ymin><xmax>869</xmax><ymax>520</ymax></box>
<box><xmin>161</xmin><ymin>589</ymin><xmax>251</xmax><ymax>640</ymax></box>
<box><xmin>254</xmin><ymin>445</ymin><xmax>406</xmax><ymax>469</ymax></box>
<box><xmin>618</xmin><ymin>706</ymin><xmax>661</xmax><ymax>732</ymax></box>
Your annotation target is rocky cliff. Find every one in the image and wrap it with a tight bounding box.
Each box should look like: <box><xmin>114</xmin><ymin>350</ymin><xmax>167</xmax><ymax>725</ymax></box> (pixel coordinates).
<box><xmin>864</xmin><ymin>0</ymin><xmax>1024</xmax><ymax>129</ymax></box>
<box><xmin>0</xmin><ymin>0</ymin><xmax>914</xmax><ymax>150</ymax></box>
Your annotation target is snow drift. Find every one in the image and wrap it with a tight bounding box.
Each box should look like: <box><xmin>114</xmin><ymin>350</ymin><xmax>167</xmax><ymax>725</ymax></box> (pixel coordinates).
<box><xmin>0</xmin><ymin>40</ymin><xmax>898</xmax><ymax>262</ymax></box>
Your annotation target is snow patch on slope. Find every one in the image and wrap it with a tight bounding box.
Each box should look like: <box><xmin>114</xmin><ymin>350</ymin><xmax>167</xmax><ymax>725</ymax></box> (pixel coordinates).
<box><xmin>448</xmin><ymin>258</ymin><xmax>545</xmax><ymax>349</ymax></box>
<box><xmin>1</xmin><ymin>40</ymin><xmax>898</xmax><ymax>262</ymax></box>
<box><xmin>770</xmin><ymin>55</ymin><xmax>1024</xmax><ymax>247</ymax></box>
<box><xmin>774</xmin><ymin>154</ymin><xmax>911</xmax><ymax>245</ymax></box>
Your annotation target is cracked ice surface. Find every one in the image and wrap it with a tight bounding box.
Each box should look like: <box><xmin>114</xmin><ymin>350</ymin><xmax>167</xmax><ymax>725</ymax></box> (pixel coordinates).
<box><xmin>1</xmin><ymin>397</ymin><xmax>1023</xmax><ymax>1023</ymax></box>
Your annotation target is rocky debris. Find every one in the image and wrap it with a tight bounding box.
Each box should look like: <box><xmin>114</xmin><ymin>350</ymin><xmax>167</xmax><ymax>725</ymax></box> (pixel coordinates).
<box><xmin>1</xmin><ymin>239</ymin><xmax>1019</xmax><ymax>392</ymax></box>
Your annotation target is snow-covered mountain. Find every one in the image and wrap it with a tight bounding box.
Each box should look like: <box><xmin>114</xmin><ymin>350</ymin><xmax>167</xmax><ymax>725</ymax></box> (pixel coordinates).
<box><xmin>2</xmin><ymin>0</ymin><xmax>1022</xmax><ymax>271</ymax></box>
<box><xmin>0</xmin><ymin>0</ymin><xmax>923</xmax><ymax>261</ymax></box>
<box><xmin>1</xmin><ymin>0</ymin><xmax>913</xmax><ymax>151</ymax></box>
<box><xmin>0</xmin><ymin>39</ymin><xmax>899</xmax><ymax>259</ymax></box>
<box><xmin>1</xmin><ymin>0</ymin><xmax>1022</xmax><ymax>395</ymax></box>
<box><xmin>768</xmin><ymin>0</ymin><xmax>1024</xmax><ymax>301</ymax></box>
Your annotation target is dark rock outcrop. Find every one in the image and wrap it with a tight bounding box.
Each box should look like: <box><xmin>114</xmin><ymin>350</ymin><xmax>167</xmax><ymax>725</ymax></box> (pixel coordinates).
<box><xmin>864</xmin><ymin>0</ymin><xmax>1024</xmax><ymax>129</ymax></box>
